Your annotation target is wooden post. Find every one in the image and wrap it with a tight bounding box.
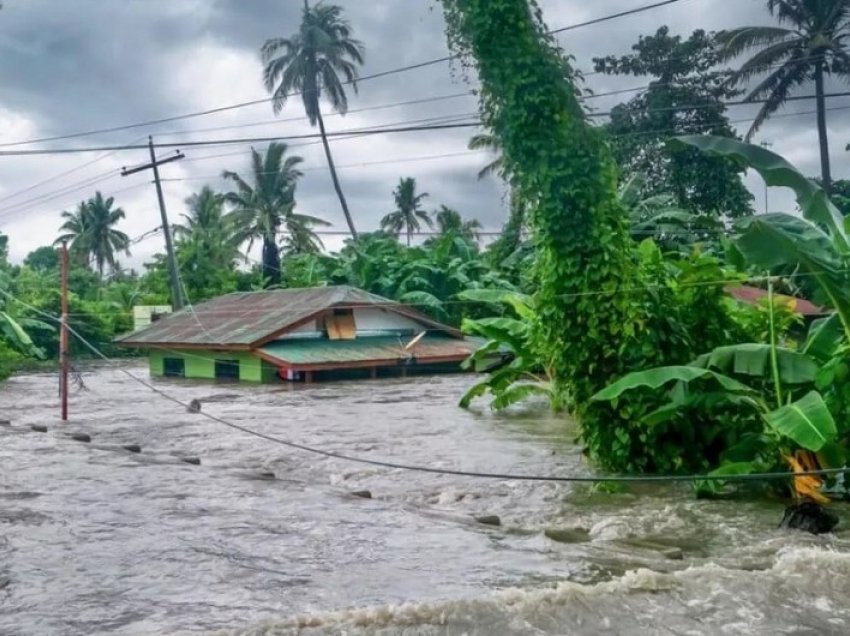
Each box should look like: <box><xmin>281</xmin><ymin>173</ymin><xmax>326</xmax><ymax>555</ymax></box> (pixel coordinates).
<box><xmin>60</xmin><ymin>241</ymin><xmax>69</xmax><ymax>422</ymax></box>
<box><xmin>304</xmin><ymin>371</ymin><xmax>313</xmax><ymax>384</ymax></box>
<box><xmin>370</xmin><ymin>367</ymin><xmax>377</xmax><ymax>380</ymax></box>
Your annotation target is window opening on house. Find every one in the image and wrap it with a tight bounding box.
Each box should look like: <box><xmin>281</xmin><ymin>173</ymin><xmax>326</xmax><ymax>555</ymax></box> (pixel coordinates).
<box><xmin>215</xmin><ymin>359</ymin><xmax>240</xmax><ymax>381</ymax></box>
<box><xmin>163</xmin><ymin>358</ymin><xmax>185</xmax><ymax>378</ymax></box>
<box><xmin>324</xmin><ymin>308</ymin><xmax>356</xmax><ymax>340</ymax></box>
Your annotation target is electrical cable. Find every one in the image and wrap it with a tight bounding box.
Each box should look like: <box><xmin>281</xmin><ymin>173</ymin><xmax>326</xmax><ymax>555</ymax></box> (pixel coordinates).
<box><xmin>0</xmin><ymin>0</ymin><xmax>693</xmax><ymax>149</ymax></box>
<box><xmin>2</xmin><ymin>286</ymin><xmax>843</xmax><ymax>485</ymax></box>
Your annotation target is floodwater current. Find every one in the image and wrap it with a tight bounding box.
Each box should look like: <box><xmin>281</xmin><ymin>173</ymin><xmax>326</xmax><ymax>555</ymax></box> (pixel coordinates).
<box><xmin>1</xmin><ymin>364</ymin><xmax>850</xmax><ymax>635</ymax></box>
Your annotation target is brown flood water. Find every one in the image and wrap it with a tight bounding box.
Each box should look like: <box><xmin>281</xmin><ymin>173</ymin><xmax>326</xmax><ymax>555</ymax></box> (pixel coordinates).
<box><xmin>1</xmin><ymin>363</ymin><xmax>850</xmax><ymax>635</ymax></box>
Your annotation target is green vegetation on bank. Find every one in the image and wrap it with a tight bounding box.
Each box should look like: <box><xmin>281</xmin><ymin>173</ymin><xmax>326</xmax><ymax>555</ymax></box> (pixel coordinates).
<box><xmin>3</xmin><ymin>0</ymin><xmax>850</xmax><ymax>501</ymax></box>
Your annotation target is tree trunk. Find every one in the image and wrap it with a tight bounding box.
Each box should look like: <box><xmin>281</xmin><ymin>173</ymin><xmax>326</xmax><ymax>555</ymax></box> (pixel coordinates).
<box><xmin>406</xmin><ymin>224</ymin><xmax>411</xmax><ymax>247</ymax></box>
<box><xmin>316</xmin><ymin>109</ymin><xmax>358</xmax><ymax>239</ymax></box>
<box><xmin>815</xmin><ymin>60</ymin><xmax>832</xmax><ymax>194</ymax></box>
<box><xmin>262</xmin><ymin>235</ymin><xmax>281</xmax><ymax>287</ymax></box>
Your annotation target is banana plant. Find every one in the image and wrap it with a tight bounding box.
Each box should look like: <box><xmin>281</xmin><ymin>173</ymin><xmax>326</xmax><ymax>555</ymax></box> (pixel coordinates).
<box><xmin>0</xmin><ymin>271</ymin><xmax>48</xmax><ymax>360</ymax></box>
<box><xmin>671</xmin><ymin>136</ymin><xmax>850</xmax><ymax>345</ymax></box>
<box><xmin>456</xmin><ymin>288</ymin><xmax>554</xmax><ymax>410</ymax></box>
<box><xmin>592</xmin><ymin>279</ymin><xmax>841</xmax><ymax>496</ymax></box>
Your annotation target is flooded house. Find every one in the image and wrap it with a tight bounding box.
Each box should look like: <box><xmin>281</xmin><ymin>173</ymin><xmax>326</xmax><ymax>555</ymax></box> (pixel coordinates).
<box><xmin>117</xmin><ymin>286</ymin><xmax>481</xmax><ymax>383</ymax></box>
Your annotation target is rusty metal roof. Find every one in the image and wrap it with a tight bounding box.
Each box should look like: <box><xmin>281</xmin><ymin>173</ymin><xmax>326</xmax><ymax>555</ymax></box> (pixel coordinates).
<box><xmin>117</xmin><ymin>286</ymin><xmax>460</xmax><ymax>347</ymax></box>
<box><xmin>725</xmin><ymin>285</ymin><xmax>827</xmax><ymax>317</ymax></box>
<box><xmin>259</xmin><ymin>335</ymin><xmax>483</xmax><ymax>368</ymax></box>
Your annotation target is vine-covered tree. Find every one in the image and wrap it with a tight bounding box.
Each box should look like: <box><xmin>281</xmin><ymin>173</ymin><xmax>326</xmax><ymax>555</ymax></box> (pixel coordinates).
<box><xmin>261</xmin><ymin>0</ymin><xmax>365</xmax><ymax>238</ymax></box>
<box><xmin>718</xmin><ymin>0</ymin><xmax>850</xmax><ymax>193</ymax></box>
<box><xmin>594</xmin><ymin>27</ymin><xmax>753</xmax><ymax>218</ymax></box>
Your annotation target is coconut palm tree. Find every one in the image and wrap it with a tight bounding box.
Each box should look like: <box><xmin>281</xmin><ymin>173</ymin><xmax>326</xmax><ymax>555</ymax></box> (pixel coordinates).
<box><xmin>434</xmin><ymin>205</ymin><xmax>482</xmax><ymax>241</ymax></box>
<box><xmin>468</xmin><ymin>133</ymin><xmax>505</xmax><ymax>180</ymax></box>
<box><xmin>261</xmin><ymin>0</ymin><xmax>365</xmax><ymax>239</ymax></box>
<box><xmin>55</xmin><ymin>193</ymin><xmax>129</xmax><ymax>276</ymax></box>
<box><xmin>280</xmin><ymin>212</ymin><xmax>330</xmax><ymax>256</ymax></box>
<box><xmin>381</xmin><ymin>177</ymin><xmax>432</xmax><ymax>247</ymax></box>
<box><xmin>223</xmin><ymin>143</ymin><xmax>327</xmax><ymax>286</ymax></box>
<box><xmin>55</xmin><ymin>201</ymin><xmax>92</xmax><ymax>267</ymax></box>
<box><xmin>175</xmin><ymin>186</ymin><xmax>241</xmax><ymax>267</ymax></box>
<box><xmin>717</xmin><ymin>0</ymin><xmax>850</xmax><ymax>192</ymax></box>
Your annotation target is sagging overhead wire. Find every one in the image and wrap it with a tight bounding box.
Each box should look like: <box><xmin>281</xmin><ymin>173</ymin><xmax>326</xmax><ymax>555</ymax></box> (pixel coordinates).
<box><xmin>0</xmin><ymin>286</ymin><xmax>846</xmax><ymax>485</ymax></box>
<box><xmin>0</xmin><ymin>0</ymin><xmax>694</xmax><ymax>149</ymax></box>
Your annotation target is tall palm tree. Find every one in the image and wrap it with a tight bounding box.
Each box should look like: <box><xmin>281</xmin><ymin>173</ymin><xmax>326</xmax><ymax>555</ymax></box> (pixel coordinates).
<box><xmin>434</xmin><ymin>205</ymin><xmax>482</xmax><ymax>241</ymax></box>
<box><xmin>381</xmin><ymin>177</ymin><xmax>432</xmax><ymax>247</ymax></box>
<box><xmin>175</xmin><ymin>186</ymin><xmax>241</xmax><ymax>266</ymax></box>
<box><xmin>223</xmin><ymin>143</ymin><xmax>326</xmax><ymax>286</ymax></box>
<box><xmin>55</xmin><ymin>201</ymin><xmax>92</xmax><ymax>267</ymax></box>
<box><xmin>718</xmin><ymin>0</ymin><xmax>850</xmax><ymax>192</ymax></box>
<box><xmin>468</xmin><ymin>133</ymin><xmax>505</xmax><ymax>180</ymax></box>
<box><xmin>55</xmin><ymin>193</ymin><xmax>129</xmax><ymax>276</ymax></box>
<box><xmin>261</xmin><ymin>0</ymin><xmax>365</xmax><ymax>239</ymax></box>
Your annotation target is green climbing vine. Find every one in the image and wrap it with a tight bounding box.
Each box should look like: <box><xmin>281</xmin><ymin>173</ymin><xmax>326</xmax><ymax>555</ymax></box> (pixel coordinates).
<box><xmin>439</xmin><ymin>0</ymin><xmax>723</xmax><ymax>472</ymax></box>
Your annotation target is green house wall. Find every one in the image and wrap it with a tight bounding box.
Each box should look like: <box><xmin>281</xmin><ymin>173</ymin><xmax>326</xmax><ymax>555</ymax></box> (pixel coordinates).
<box><xmin>149</xmin><ymin>349</ymin><xmax>276</xmax><ymax>383</ymax></box>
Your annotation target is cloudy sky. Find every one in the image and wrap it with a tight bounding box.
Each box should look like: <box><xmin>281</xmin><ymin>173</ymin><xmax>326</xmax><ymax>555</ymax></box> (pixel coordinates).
<box><xmin>0</xmin><ymin>0</ymin><xmax>848</xmax><ymax>268</ymax></box>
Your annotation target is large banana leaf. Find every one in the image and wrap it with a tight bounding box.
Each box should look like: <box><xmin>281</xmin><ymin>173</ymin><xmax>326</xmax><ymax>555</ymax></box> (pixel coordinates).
<box><xmin>461</xmin><ymin>316</ymin><xmax>529</xmax><ymax>355</ymax></box>
<box><xmin>591</xmin><ymin>366</ymin><xmax>755</xmax><ymax>402</ymax></box>
<box><xmin>457</xmin><ymin>288</ymin><xmax>535</xmax><ymax>320</ymax></box>
<box><xmin>0</xmin><ymin>311</ymin><xmax>44</xmax><ymax>359</ymax></box>
<box><xmin>803</xmin><ymin>314</ymin><xmax>845</xmax><ymax>362</ymax></box>
<box><xmin>671</xmin><ymin>135</ymin><xmax>848</xmax><ymax>252</ymax></box>
<box><xmin>764</xmin><ymin>391</ymin><xmax>837</xmax><ymax>452</ymax></box>
<box><xmin>673</xmin><ymin>135</ymin><xmax>850</xmax><ymax>343</ymax></box>
<box><xmin>691</xmin><ymin>343</ymin><xmax>819</xmax><ymax>385</ymax></box>
<box><xmin>734</xmin><ymin>214</ymin><xmax>850</xmax><ymax>340</ymax></box>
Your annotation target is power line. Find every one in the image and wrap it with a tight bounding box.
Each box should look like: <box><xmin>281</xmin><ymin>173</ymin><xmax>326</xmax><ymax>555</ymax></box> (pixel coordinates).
<box><xmin>1</xmin><ymin>285</ymin><xmax>844</xmax><ymax>485</ymax></box>
<box><xmin>5</xmin><ymin>88</ymin><xmax>850</xmax><ymax>159</ymax></box>
<box><xmin>0</xmin><ymin>0</ymin><xmax>693</xmax><ymax>149</ymax></box>
<box><xmin>0</xmin><ymin>121</ymin><xmax>482</xmax><ymax>157</ymax></box>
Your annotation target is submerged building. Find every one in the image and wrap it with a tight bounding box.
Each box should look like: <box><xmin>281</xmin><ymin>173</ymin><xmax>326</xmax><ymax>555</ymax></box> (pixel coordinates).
<box><xmin>117</xmin><ymin>286</ymin><xmax>480</xmax><ymax>383</ymax></box>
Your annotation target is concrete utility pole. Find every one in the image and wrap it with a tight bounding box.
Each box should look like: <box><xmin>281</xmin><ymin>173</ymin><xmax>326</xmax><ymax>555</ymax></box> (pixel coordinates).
<box><xmin>59</xmin><ymin>241</ymin><xmax>69</xmax><ymax>421</ymax></box>
<box><xmin>121</xmin><ymin>136</ymin><xmax>185</xmax><ymax>310</ymax></box>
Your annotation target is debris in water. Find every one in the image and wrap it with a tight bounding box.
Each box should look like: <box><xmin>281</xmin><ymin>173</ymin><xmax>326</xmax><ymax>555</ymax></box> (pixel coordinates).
<box><xmin>0</xmin><ymin>419</ymin><xmax>10</xmax><ymax>427</ymax></box>
<box><xmin>351</xmin><ymin>490</ymin><xmax>372</xmax><ymax>499</ymax></box>
<box><xmin>187</xmin><ymin>399</ymin><xmax>202</xmax><ymax>413</ymax></box>
<box><xmin>181</xmin><ymin>457</ymin><xmax>201</xmax><ymax>466</ymax></box>
<box><xmin>30</xmin><ymin>424</ymin><xmax>47</xmax><ymax>433</ymax></box>
<box><xmin>544</xmin><ymin>527</ymin><xmax>590</xmax><ymax>544</ymax></box>
<box><xmin>70</xmin><ymin>433</ymin><xmax>91</xmax><ymax>443</ymax></box>
<box><xmin>622</xmin><ymin>538</ymin><xmax>684</xmax><ymax>560</ymax></box>
<box><xmin>122</xmin><ymin>444</ymin><xmax>142</xmax><ymax>454</ymax></box>
<box><xmin>780</xmin><ymin>502</ymin><xmax>839</xmax><ymax>535</ymax></box>
<box><xmin>475</xmin><ymin>515</ymin><xmax>501</xmax><ymax>527</ymax></box>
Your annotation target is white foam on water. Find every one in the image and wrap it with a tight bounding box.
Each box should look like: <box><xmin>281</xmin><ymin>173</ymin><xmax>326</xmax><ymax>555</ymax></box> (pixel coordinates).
<box><xmin>223</xmin><ymin>547</ymin><xmax>850</xmax><ymax>636</ymax></box>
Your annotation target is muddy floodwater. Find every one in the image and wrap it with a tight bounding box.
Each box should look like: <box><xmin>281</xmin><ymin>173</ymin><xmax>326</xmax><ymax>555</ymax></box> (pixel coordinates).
<box><xmin>1</xmin><ymin>364</ymin><xmax>850</xmax><ymax>635</ymax></box>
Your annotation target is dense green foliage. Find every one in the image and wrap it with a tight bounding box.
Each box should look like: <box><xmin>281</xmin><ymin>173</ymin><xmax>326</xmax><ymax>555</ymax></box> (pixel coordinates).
<box><xmin>594</xmin><ymin>27</ymin><xmax>753</xmax><ymax>218</ymax></box>
<box><xmin>4</xmin><ymin>0</ymin><xmax>849</xmax><ymax>502</ymax></box>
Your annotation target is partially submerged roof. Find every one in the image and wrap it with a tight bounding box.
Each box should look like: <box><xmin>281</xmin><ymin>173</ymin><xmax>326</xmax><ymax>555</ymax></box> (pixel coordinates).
<box><xmin>726</xmin><ymin>285</ymin><xmax>827</xmax><ymax>317</ymax></box>
<box><xmin>258</xmin><ymin>334</ymin><xmax>482</xmax><ymax>370</ymax></box>
<box><xmin>117</xmin><ymin>286</ymin><xmax>461</xmax><ymax>348</ymax></box>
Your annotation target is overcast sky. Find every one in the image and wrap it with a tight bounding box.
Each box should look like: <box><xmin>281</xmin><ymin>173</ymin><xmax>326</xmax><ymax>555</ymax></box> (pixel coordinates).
<box><xmin>1</xmin><ymin>0</ymin><xmax>848</xmax><ymax>269</ymax></box>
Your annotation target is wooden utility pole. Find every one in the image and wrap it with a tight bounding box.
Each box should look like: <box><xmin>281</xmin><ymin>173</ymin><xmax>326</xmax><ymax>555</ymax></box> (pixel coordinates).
<box><xmin>60</xmin><ymin>241</ymin><xmax>69</xmax><ymax>422</ymax></box>
<box><xmin>121</xmin><ymin>136</ymin><xmax>185</xmax><ymax>310</ymax></box>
